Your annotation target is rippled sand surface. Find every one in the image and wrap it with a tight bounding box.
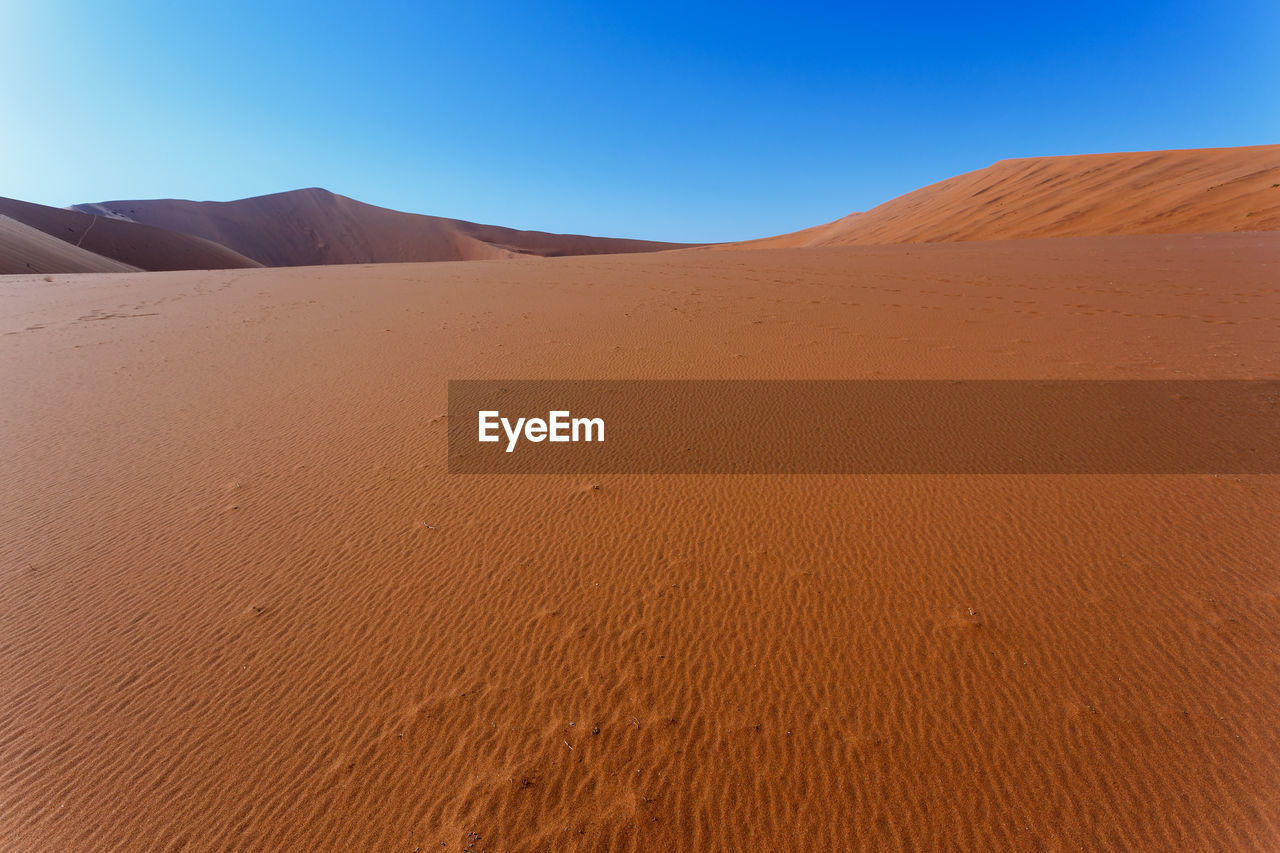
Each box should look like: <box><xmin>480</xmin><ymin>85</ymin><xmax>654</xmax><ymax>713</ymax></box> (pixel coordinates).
<box><xmin>3</xmin><ymin>234</ymin><xmax>1278</xmax><ymax>850</ymax></box>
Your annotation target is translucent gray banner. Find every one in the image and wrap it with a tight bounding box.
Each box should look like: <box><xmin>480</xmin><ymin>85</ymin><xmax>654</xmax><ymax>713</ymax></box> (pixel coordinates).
<box><xmin>447</xmin><ymin>380</ymin><xmax>1280</xmax><ymax>474</ymax></box>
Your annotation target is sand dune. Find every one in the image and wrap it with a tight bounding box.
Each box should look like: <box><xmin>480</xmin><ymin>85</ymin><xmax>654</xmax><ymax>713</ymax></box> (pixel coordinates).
<box><xmin>72</xmin><ymin>188</ymin><xmax>696</xmax><ymax>266</ymax></box>
<box><xmin>0</xmin><ymin>196</ymin><xmax>263</xmax><ymax>273</ymax></box>
<box><xmin>0</xmin><ymin>214</ymin><xmax>140</xmax><ymax>275</ymax></box>
<box><xmin>739</xmin><ymin>144</ymin><xmax>1280</xmax><ymax>247</ymax></box>
<box><xmin>17</xmin><ymin>143</ymin><xmax>1274</xmax><ymax>276</ymax></box>
<box><xmin>3</xmin><ymin>233</ymin><xmax>1278</xmax><ymax>851</ymax></box>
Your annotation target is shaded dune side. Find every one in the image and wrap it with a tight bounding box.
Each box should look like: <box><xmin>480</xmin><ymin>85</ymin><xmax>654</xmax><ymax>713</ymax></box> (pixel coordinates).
<box><xmin>0</xmin><ymin>215</ymin><xmax>140</xmax><ymax>275</ymax></box>
<box><xmin>739</xmin><ymin>144</ymin><xmax>1280</xmax><ymax>248</ymax></box>
<box><xmin>73</xmin><ymin>189</ymin><xmax>697</xmax><ymax>266</ymax></box>
<box><xmin>0</xmin><ymin>197</ymin><xmax>263</xmax><ymax>273</ymax></box>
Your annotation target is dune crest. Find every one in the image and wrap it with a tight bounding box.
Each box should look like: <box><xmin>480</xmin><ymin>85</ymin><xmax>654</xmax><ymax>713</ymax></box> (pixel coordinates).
<box><xmin>737</xmin><ymin>144</ymin><xmax>1280</xmax><ymax>247</ymax></box>
<box><xmin>72</xmin><ymin>188</ymin><xmax>697</xmax><ymax>267</ymax></box>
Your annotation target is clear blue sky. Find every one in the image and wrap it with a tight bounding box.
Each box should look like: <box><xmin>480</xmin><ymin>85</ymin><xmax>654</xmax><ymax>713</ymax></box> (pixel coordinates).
<box><xmin>2</xmin><ymin>1</ymin><xmax>1276</xmax><ymax>242</ymax></box>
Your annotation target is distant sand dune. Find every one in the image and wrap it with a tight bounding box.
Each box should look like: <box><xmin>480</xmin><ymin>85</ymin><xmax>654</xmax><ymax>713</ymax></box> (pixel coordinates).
<box><xmin>6</xmin><ymin>144</ymin><xmax>1274</xmax><ymax>276</ymax></box>
<box><xmin>0</xmin><ymin>196</ymin><xmax>264</xmax><ymax>272</ymax></box>
<box><xmin>736</xmin><ymin>144</ymin><xmax>1280</xmax><ymax>248</ymax></box>
<box><xmin>72</xmin><ymin>188</ymin><xmax>697</xmax><ymax>267</ymax></box>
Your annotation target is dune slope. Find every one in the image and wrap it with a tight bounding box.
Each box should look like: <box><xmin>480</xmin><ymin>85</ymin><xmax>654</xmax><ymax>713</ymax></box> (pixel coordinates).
<box><xmin>0</xmin><ymin>197</ymin><xmax>263</xmax><ymax>273</ymax></box>
<box><xmin>73</xmin><ymin>189</ymin><xmax>696</xmax><ymax>266</ymax></box>
<box><xmin>741</xmin><ymin>144</ymin><xmax>1280</xmax><ymax>247</ymax></box>
<box><xmin>0</xmin><ymin>214</ymin><xmax>140</xmax><ymax>275</ymax></box>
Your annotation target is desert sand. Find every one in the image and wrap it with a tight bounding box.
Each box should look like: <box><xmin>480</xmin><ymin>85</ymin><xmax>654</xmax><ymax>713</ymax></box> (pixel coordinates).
<box><xmin>2</xmin><ymin>231</ymin><xmax>1278</xmax><ymax>850</ymax></box>
<box><xmin>735</xmin><ymin>144</ymin><xmax>1280</xmax><ymax>248</ymax></box>
<box><xmin>71</xmin><ymin>189</ymin><xmax>697</xmax><ymax>267</ymax></box>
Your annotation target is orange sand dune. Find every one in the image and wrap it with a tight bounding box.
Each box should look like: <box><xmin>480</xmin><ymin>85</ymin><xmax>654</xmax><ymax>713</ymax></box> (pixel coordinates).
<box><xmin>0</xmin><ymin>214</ymin><xmax>139</xmax><ymax>275</ymax></box>
<box><xmin>738</xmin><ymin>144</ymin><xmax>1280</xmax><ymax>248</ymax></box>
<box><xmin>73</xmin><ymin>188</ymin><xmax>697</xmax><ymax>267</ymax></box>
<box><xmin>0</xmin><ymin>196</ymin><xmax>263</xmax><ymax>273</ymax></box>
<box><xmin>2</xmin><ymin>233</ymin><xmax>1277</xmax><ymax>851</ymax></box>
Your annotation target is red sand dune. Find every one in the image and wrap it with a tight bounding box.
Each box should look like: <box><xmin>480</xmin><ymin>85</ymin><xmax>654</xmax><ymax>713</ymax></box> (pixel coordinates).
<box><xmin>3</xmin><ymin>233</ymin><xmax>1278</xmax><ymax>851</ymax></box>
<box><xmin>72</xmin><ymin>188</ymin><xmax>697</xmax><ymax>267</ymax></box>
<box><xmin>0</xmin><ymin>214</ymin><xmax>140</xmax><ymax>275</ymax></box>
<box><xmin>0</xmin><ymin>196</ymin><xmax>263</xmax><ymax>273</ymax></box>
<box><xmin>11</xmin><ymin>143</ymin><xmax>1271</xmax><ymax>276</ymax></box>
<box><xmin>736</xmin><ymin>144</ymin><xmax>1280</xmax><ymax>248</ymax></box>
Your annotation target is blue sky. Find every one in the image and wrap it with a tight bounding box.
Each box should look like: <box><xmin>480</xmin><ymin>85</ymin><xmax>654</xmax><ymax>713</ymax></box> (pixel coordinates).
<box><xmin>2</xmin><ymin>1</ymin><xmax>1276</xmax><ymax>242</ymax></box>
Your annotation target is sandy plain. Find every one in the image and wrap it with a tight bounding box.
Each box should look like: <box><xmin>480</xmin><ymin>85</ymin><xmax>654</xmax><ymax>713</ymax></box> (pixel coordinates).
<box><xmin>2</xmin><ymin>233</ymin><xmax>1279</xmax><ymax>850</ymax></box>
